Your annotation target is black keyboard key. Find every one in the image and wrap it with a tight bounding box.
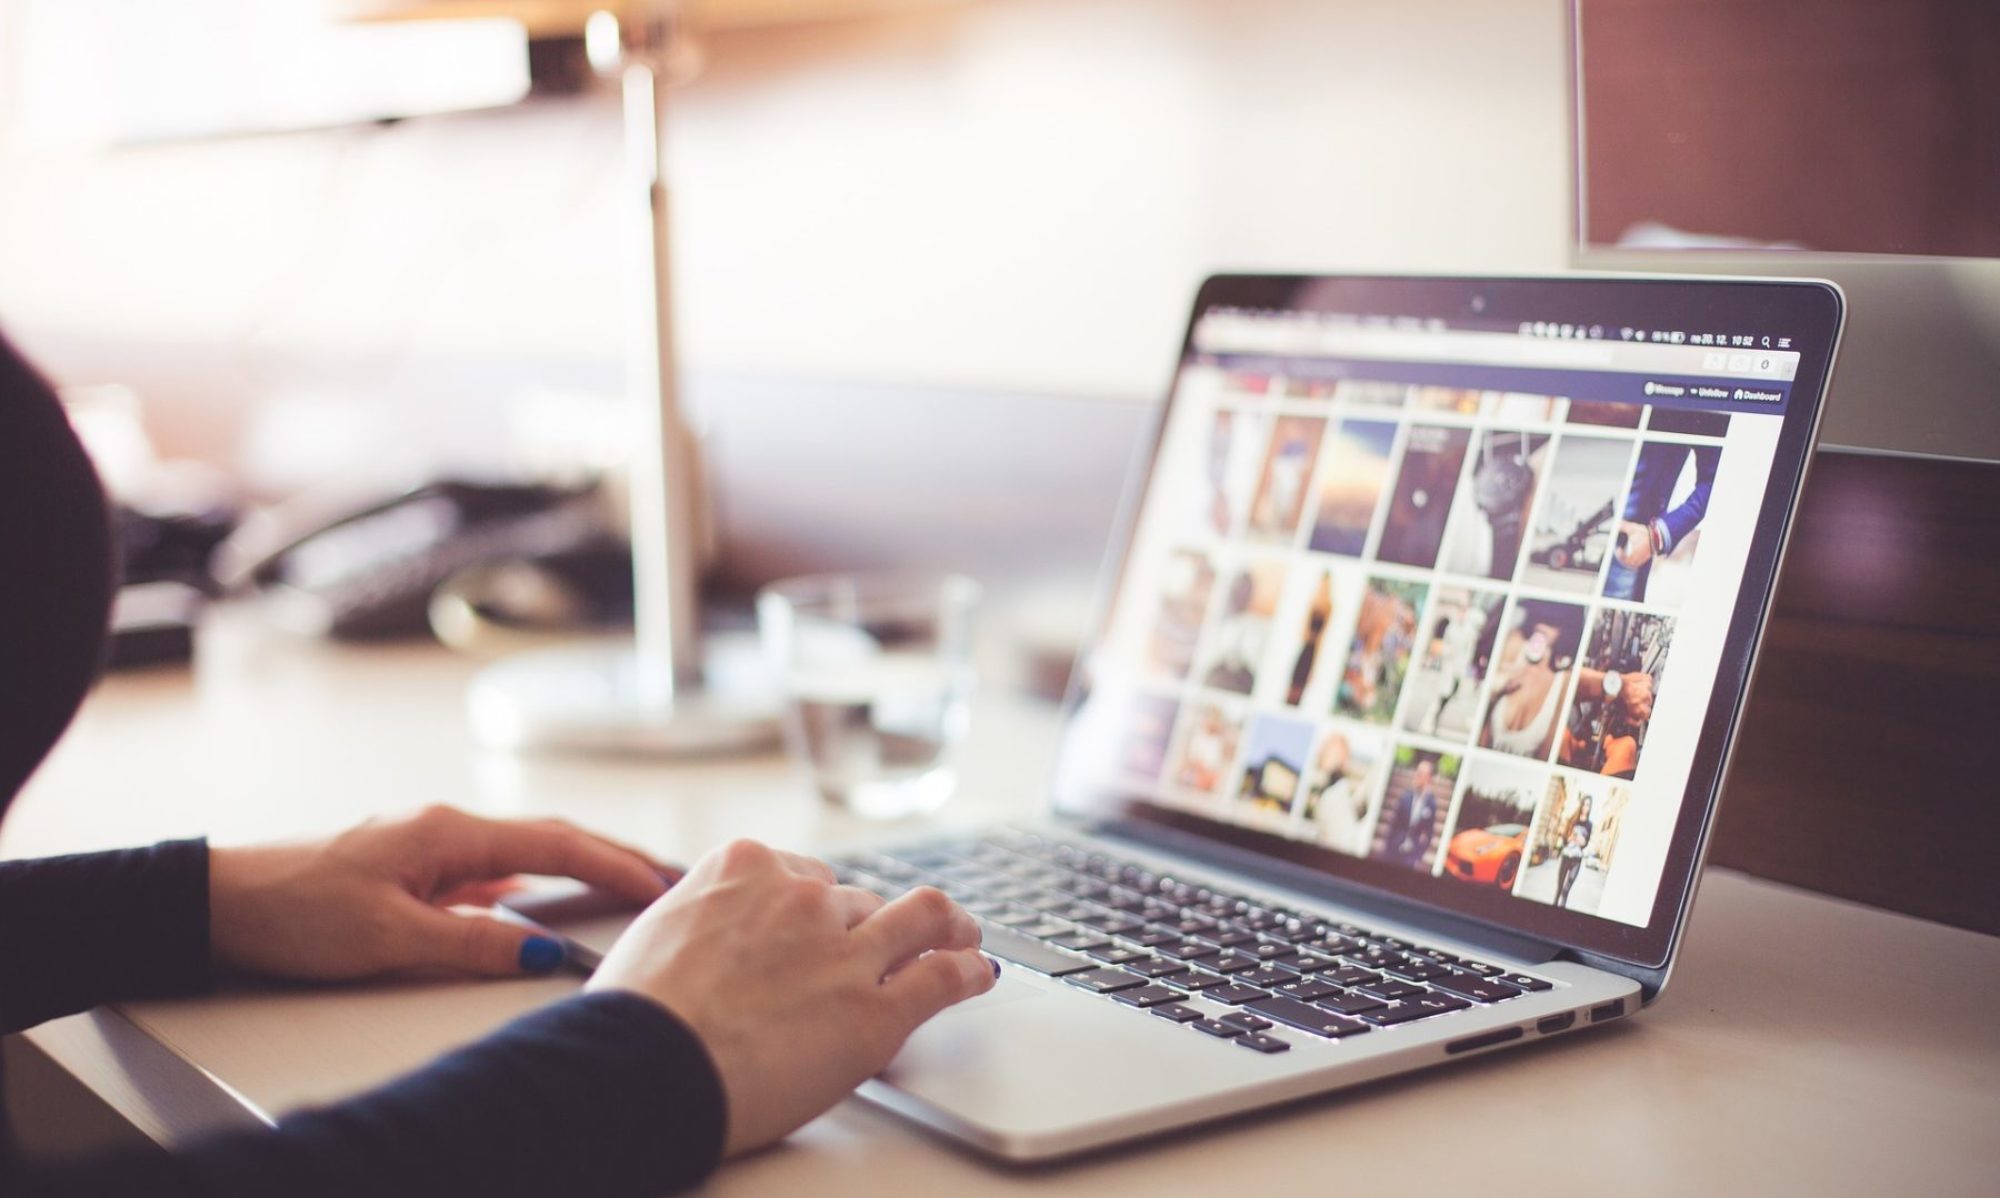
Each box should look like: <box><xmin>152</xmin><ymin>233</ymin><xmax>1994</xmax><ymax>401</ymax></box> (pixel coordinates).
<box><xmin>1323</xmin><ymin>966</ymin><xmax>1380</xmax><ymax>988</ymax></box>
<box><xmin>1235</xmin><ymin>1032</ymin><xmax>1291</xmax><ymax>1054</ymax></box>
<box><xmin>1203</xmin><ymin>983</ymin><xmax>1272</xmax><ymax>1005</ymax></box>
<box><xmin>1131</xmin><ymin>957</ymin><xmax>1191</xmax><ymax>979</ymax></box>
<box><xmin>1360</xmin><ymin>992</ymin><xmax>1471</xmax><ymax>1025</ymax></box>
<box><xmin>1161</xmin><ymin>940</ymin><xmax>1221</xmax><ymax>961</ymax></box>
<box><xmin>1302</xmin><ymin>934</ymin><xmax>1365</xmax><ymax>956</ymax></box>
<box><xmin>1275</xmin><ymin>977</ymin><xmax>1342</xmax><ymax>1003</ymax></box>
<box><xmin>1384</xmin><ymin>959</ymin><xmax>1450</xmax><ymax>983</ymax></box>
<box><xmin>977</xmin><ymin>923</ymin><xmax>1097</xmax><ymax>976</ymax></box>
<box><xmin>1018</xmin><ymin>920</ymin><xmax>1070</xmax><ymax>939</ymax></box>
<box><xmin>1046</xmin><ymin>930</ymin><xmax>1112</xmax><ymax>953</ymax></box>
<box><xmin>1356</xmin><ymin>978</ymin><xmax>1424</xmax><ymax>1001</ymax></box>
<box><xmin>1219</xmin><ymin>1011</ymin><xmax>1273</xmax><ymax>1032</ymax></box>
<box><xmin>1287</xmin><ymin>953</ymin><xmax>1339</xmax><ymax>974</ymax></box>
<box><xmin>1192</xmin><ymin>1018</ymin><xmax>1243</xmax><ymax>1038</ymax></box>
<box><xmin>1066</xmin><ymin>968</ymin><xmax>1148</xmax><ymax>994</ymax></box>
<box><xmin>1206</xmin><ymin>952</ymin><xmax>1258</xmax><ymax>976</ymax></box>
<box><xmin>987</xmin><ymin>906</ymin><xmax>1042</xmax><ymax>927</ymax></box>
<box><xmin>1081</xmin><ymin>913</ymin><xmax>1147</xmax><ymax>937</ymax></box>
<box><xmin>1234</xmin><ymin>966</ymin><xmax>1298</xmax><ymax>989</ymax></box>
<box><xmin>1317</xmin><ymin>991</ymin><xmax>1387</xmax><ymax>1017</ymax></box>
<box><xmin>1430</xmin><ymin>973</ymin><xmax>1525</xmax><ymax>1003</ymax></box>
<box><xmin>1113</xmin><ymin>984</ymin><xmax>1188</xmax><ymax>1008</ymax></box>
<box><xmin>1152</xmin><ymin>1003</ymin><xmax>1204</xmax><ymax>1024</ymax></box>
<box><xmin>1124</xmin><ymin>925</ymin><xmax>1184</xmax><ymax>949</ymax></box>
<box><xmin>1245</xmin><ymin>996</ymin><xmax>1373</xmax><ymax>1039</ymax></box>
<box><xmin>1459</xmin><ymin>961</ymin><xmax>1507</xmax><ymax>978</ymax></box>
<box><xmin>1247</xmin><ymin>942</ymin><xmax>1300</xmax><ymax>963</ymax></box>
<box><xmin>1171</xmin><ymin>968</ymin><xmax>1226</xmax><ymax>991</ymax></box>
<box><xmin>1045</xmin><ymin>901</ymin><xmax>1100</xmax><ymax>922</ymax></box>
<box><xmin>1086</xmin><ymin>944</ymin><xmax>1152</xmax><ymax>966</ymax></box>
<box><xmin>1171</xmin><ymin>914</ymin><xmax>1220</xmax><ymax>936</ymax></box>
<box><xmin>1497</xmin><ymin>972</ymin><xmax>1553</xmax><ymax>991</ymax></box>
<box><xmin>1205</xmin><ymin>927</ymin><xmax>1259</xmax><ymax>949</ymax></box>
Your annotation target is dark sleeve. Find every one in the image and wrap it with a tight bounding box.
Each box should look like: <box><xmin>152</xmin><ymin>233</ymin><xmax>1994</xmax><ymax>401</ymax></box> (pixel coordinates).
<box><xmin>0</xmin><ymin>840</ymin><xmax>213</xmax><ymax>1033</ymax></box>
<box><xmin>10</xmin><ymin>990</ymin><xmax>729</xmax><ymax>1198</ymax></box>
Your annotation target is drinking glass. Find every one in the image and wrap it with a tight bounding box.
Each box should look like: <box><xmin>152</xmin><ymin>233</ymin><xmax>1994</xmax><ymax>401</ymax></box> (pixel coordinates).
<box><xmin>757</xmin><ymin>572</ymin><xmax>980</xmax><ymax>818</ymax></box>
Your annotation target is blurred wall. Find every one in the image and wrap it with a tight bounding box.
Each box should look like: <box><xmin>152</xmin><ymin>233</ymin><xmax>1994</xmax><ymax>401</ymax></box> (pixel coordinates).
<box><xmin>0</xmin><ymin>0</ymin><xmax>1573</xmax><ymax>480</ymax></box>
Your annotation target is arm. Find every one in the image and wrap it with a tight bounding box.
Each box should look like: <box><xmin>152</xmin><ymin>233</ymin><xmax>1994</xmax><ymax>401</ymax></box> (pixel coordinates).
<box><xmin>0</xmin><ymin>841</ymin><xmax>212</xmax><ymax>1033</ymax></box>
<box><xmin>11</xmin><ymin>991</ymin><xmax>725</xmax><ymax>1198</ymax></box>
<box><xmin>1654</xmin><ymin>446</ymin><xmax>1720</xmax><ymax>553</ymax></box>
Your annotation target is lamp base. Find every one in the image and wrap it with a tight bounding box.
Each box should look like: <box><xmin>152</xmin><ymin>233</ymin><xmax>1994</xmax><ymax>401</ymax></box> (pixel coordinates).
<box><xmin>467</xmin><ymin>633</ymin><xmax>782</xmax><ymax>755</ymax></box>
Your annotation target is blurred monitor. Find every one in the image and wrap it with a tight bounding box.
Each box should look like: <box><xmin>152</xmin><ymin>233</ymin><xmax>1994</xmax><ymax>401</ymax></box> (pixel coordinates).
<box><xmin>1572</xmin><ymin>0</ymin><xmax>2000</xmax><ymax>462</ymax></box>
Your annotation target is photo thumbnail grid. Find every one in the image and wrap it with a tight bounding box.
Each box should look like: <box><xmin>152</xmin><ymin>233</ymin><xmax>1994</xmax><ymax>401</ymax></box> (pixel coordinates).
<box><xmin>1107</xmin><ymin>374</ymin><xmax>1737</xmax><ymax>923</ymax></box>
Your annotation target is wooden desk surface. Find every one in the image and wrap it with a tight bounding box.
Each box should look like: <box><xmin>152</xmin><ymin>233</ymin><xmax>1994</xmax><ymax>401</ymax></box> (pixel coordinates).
<box><xmin>9</xmin><ymin>614</ymin><xmax>1999</xmax><ymax>1196</ymax></box>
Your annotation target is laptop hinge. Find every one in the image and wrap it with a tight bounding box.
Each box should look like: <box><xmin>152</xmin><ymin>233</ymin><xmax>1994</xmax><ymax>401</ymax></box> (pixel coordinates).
<box><xmin>1071</xmin><ymin>814</ymin><xmax>1568</xmax><ymax>967</ymax></box>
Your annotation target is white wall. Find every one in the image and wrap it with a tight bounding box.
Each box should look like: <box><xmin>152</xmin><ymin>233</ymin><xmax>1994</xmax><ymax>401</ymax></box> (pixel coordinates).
<box><xmin>0</xmin><ymin>0</ymin><xmax>1573</xmax><ymax>469</ymax></box>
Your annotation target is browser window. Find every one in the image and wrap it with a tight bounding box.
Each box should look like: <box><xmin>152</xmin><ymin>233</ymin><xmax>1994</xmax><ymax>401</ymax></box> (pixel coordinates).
<box><xmin>1074</xmin><ymin>310</ymin><xmax>1797</xmax><ymax>929</ymax></box>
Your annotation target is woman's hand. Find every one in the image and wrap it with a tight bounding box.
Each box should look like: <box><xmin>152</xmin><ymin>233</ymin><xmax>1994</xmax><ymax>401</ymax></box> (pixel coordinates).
<box><xmin>209</xmin><ymin>805</ymin><xmax>670</xmax><ymax>980</ymax></box>
<box><xmin>587</xmin><ymin>838</ymin><xmax>995</xmax><ymax>1157</ymax></box>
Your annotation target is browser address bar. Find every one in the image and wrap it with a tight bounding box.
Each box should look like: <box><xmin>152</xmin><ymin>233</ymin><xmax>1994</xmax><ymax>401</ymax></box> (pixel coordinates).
<box><xmin>1191</xmin><ymin>316</ymin><xmax>1800</xmax><ymax>380</ymax></box>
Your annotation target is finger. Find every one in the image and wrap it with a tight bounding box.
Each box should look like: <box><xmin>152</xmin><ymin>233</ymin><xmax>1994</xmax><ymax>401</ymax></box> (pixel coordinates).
<box><xmin>435</xmin><ymin>876</ymin><xmax>526</xmax><ymax>908</ymax></box>
<box><xmin>850</xmin><ymin>885</ymin><xmax>980</xmax><ymax>972</ymax></box>
<box><xmin>770</xmin><ymin>849</ymin><xmax>838</xmax><ymax>884</ymax></box>
<box><xmin>394</xmin><ymin>901</ymin><xmax>571</xmax><ymax>977</ymax></box>
<box><xmin>879</xmin><ymin>948</ymin><xmax>997</xmax><ymax>1027</ymax></box>
<box><xmin>829</xmin><ymin>884</ymin><xmax>887</xmax><ymax>929</ymax></box>
<box><xmin>452</xmin><ymin>818</ymin><xmax>670</xmax><ymax>905</ymax></box>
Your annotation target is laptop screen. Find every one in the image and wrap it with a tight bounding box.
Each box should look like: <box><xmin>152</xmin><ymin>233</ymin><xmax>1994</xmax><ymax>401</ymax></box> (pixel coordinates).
<box><xmin>1054</xmin><ymin>275</ymin><xmax>1841</xmax><ymax>968</ymax></box>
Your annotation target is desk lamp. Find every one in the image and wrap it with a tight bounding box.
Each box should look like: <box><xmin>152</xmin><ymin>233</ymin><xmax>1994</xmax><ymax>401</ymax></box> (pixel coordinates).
<box><xmin>336</xmin><ymin>0</ymin><xmax>778</xmax><ymax>755</ymax></box>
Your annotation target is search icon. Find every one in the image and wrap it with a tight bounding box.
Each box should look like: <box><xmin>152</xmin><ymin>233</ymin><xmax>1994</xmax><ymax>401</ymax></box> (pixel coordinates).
<box><xmin>1761</xmin><ymin>336</ymin><xmax>1772</xmax><ymax>348</ymax></box>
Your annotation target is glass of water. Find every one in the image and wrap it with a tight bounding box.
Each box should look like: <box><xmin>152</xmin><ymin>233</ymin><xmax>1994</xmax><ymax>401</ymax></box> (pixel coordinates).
<box><xmin>757</xmin><ymin>572</ymin><xmax>980</xmax><ymax>818</ymax></box>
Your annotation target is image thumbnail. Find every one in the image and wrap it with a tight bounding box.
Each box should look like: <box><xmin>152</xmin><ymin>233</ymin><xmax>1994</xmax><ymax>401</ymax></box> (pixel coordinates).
<box><xmin>1486</xmin><ymin>392</ymin><xmax>1563</xmax><ymax>423</ymax></box>
<box><xmin>1280</xmin><ymin>569</ymin><xmax>1336</xmax><ymax>707</ymax></box>
<box><xmin>1439</xmin><ymin>430</ymin><xmax>1550</xmax><ymax>579</ymax></box>
<box><xmin>1518</xmin><ymin>773</ymin><xmax>1632</xmax><ymax>915</ymax></box>
<box><xmin>1283</xmin><ymin>378</ymin><xmax>1337</xmax><ymax>402</ymax></box>
<box><xmin>1604</xmin><ymin>441</ymin><xmax>1721</xmax><ymax>607</ymax></box>
<box><xmin>1648</xmin><ymin>407</ymin><xmax>1731</xmax><ymax>437</ymax></box>
<box><xmin>1521</xmin><ymin>436</ymin><xmax>1636</xmax><ymax>593</ymax></box>
<box><xmin>1197</xmin><ymin>560</ymin><xmax>1288</xmax><ymax>694</ymax></box>
<box><xmin>1560</xmin><ymin>608</ymin><xmax>1674</xmax><ymax>780</ymax></box>
<box><xmin>1246</xmin><ymin>416</ymin><xmax>1327</xmax><ymax>542</ymax></box>
<box><xmin>1221</xmin><ymin>372</ymin><xmax>1274</xmax><ymax>402</ymax></box>
<box><xmin>1110</xmin><ymin>692</ymin><xmax>1180</xmax><ymax>784</ymax></box>
<box><xmin>1145</xmin><ymin>549</ymin><xmax>1216</xmax><ymax>679</ymax></box>
<box><xmin>1413</xmin><ymin>386</ymin><xmax>1481</xmax><ymax>414</ymax></box>
<box><xmin>1194</xmin><ymin>408</ymin><xmax>1270</xmax><ymax>537</ymax></box>
<box><xmin>1479</xmin><ymin>598</ymin><xmax>1587</xmax><ymax>761</ymax></box>
<box><xmin>1368</xmin><ymin>745</ymin><xmax>1460</xmax><ymax>872</ymax></box>
<box><xmin>1234</xmin><ymin>715</ymin><xmax>1317</xmax><ymax>823</ymax></box>
<box><xmin>1335</xmin><ymin>576</ymin><xmax>1428</xmax><ymax>724</ymax></box>
<box><xmin>1399</xmin><ymin>586</ymin><xmax>1506</xmax><ymax>741</ymax></box>
<box><xmin>1300</xmin><ymin>726</ymin><xmax>1385</xmax><ymax>856</ymax></box>
<box><xmin>1335</xmin><ymin>380</ymin><xmax>1408</xmax><ymax>409</ymax></box>
<box><xmin>1566</xmin><ymin>401</ymin><xmax>1643</xmax><ymax>429</ymax></box>
<box><xmin>1306</xmin><ymin>419</ymin><xmax>1398</xmax><ymax>556</ymax></box>
<box><xmin>1441</xmin><ymin>756</ymin><xmax>1545</xmax><ymax>890</ymax></box>
<box><xmin>1165</xmin><ymin>702</ymin><xmax>1245</xmax><ymax>797</ymax></box>
<box><xmin>1377</xmin><ymin>425</ymin><xmax>1471</xmax><ymax>568</ymax></box>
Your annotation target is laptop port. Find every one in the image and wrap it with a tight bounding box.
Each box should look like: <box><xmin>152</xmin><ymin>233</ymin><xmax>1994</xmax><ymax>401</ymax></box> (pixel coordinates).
<box><xmin>1589</xmin><ymin>1000</ymin><xmax>1626</xmax><ymax>1023</ymax></box>
<box><xmin>1536</xmin><ymin>1012</ymin><xmax>1576</xmax><ymax>1034</ymax></box>
<box><xmin>1445</xmin><ymin>1027</ymin><xmax>1523</xmax><ymax>1055</ymax></box>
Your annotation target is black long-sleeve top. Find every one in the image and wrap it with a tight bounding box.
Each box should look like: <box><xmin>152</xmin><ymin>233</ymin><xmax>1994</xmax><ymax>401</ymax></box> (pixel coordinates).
<box><xmin>0</xmin><ymin>329</ymin><xmax>729</xmax><ymax>1194</ymax></box>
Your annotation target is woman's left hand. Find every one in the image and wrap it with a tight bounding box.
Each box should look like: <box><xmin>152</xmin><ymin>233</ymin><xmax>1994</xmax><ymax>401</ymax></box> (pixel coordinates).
<box><xmin>208</xmin><ymin>805</ymin><xmax>671</xmax><ymax>980</ymax></box>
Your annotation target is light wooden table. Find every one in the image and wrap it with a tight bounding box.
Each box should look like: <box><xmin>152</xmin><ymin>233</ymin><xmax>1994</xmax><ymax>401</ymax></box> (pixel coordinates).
<box><xmin>7</xmin><ymin>613</ymin><xmax>1998</xmax><ymax>1196</ymax></box>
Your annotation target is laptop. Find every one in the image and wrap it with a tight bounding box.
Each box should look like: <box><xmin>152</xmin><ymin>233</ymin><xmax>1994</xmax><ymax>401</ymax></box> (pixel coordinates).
<box><xmin>533</xmin><ymin>273</ymin><xmax>1846</xmax><ymax>1160</ymax></box>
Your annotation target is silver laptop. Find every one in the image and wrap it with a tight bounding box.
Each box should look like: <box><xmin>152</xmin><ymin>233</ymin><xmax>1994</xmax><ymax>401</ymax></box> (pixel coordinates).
<box><xmin>540</xmin><ymin>273</ymin><xmax>1845</xmax><ymax>1160</ymax></box>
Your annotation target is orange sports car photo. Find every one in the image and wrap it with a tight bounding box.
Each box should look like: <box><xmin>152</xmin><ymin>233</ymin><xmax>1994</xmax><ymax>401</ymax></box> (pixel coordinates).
<box><xmin>1445</xmin><ymin>823</ymin><xmax>1527</xmax><ymax>887</ymax></box>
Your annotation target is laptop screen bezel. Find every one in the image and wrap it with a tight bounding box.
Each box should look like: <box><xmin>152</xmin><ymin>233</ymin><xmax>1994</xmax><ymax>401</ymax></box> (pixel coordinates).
<box><xmin>1049</xmin><ymin>273</ymin><xmax>1842</xmax><ymax>970</ymax></box>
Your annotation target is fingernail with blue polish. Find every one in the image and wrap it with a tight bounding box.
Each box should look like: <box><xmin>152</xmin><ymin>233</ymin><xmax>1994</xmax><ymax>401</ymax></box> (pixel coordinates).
<box><xmin>988</xmin><ymin>955</ymin><xmax>1002</xmax><ymax>979</ymax></box>
<box><xmin>519</xmin><ymin>935</ymin><xmax>566</xmax><ymax>974</ymax></box>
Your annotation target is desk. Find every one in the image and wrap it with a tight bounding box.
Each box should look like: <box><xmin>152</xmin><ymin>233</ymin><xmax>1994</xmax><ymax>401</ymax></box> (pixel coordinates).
<box><xmin>7</xmin><ymin>614</ymin><xmax>1998</xmax><ymax>1196</ymax></box>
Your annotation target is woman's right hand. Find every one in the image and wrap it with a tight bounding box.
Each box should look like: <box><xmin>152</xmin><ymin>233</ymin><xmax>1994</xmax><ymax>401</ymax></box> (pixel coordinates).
<box><xmin>586</xmin><ymin>839</ymin><xmax>995</xmax><ymax>1157</ymax></box>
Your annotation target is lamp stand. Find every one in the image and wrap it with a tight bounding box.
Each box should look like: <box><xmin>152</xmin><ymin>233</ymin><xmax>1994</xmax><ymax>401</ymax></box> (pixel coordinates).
<box><xmin>466</xmin><ymin>2</ymin><xmax>780</xmax><ymax>754</ymax></box>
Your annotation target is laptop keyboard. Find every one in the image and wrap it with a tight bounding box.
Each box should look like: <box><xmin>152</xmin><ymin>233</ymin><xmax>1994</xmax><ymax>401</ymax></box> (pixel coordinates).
<box><xmin>830</xmin><ymin>830</ymin><xmax>1554</xmax><ymax>1055</ymax></box>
